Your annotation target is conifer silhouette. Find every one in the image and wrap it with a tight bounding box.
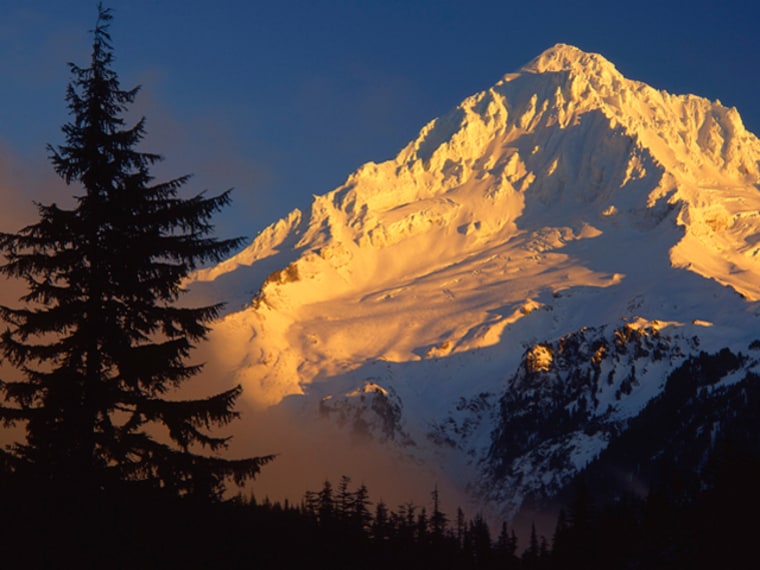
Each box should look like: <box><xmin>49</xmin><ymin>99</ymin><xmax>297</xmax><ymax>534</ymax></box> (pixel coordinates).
<box><xmin>0</xmin><ymin>3</ymin><xmax>272</xmax><ymax>498</ymax></box>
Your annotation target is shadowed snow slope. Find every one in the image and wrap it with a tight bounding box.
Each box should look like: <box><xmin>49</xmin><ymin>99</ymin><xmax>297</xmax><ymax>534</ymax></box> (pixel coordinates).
<box><xmin>190</xmin><ymin>44</ymin><xmax>760</xmax><ymax>517</ymax></box>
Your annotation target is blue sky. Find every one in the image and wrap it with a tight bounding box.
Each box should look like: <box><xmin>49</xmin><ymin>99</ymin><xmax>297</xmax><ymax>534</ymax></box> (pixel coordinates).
<box><xmin>1</xmin><ymin>0</ymin><xmax>758</xmax><ymax>242</ymax></box>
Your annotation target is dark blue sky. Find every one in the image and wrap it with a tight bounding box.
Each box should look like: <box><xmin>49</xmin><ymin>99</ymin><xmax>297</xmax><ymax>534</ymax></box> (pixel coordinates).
<box><xmin>1</xmin><ymin>0</ymin><xmax>758</xmax><ymax>241</ymax></box>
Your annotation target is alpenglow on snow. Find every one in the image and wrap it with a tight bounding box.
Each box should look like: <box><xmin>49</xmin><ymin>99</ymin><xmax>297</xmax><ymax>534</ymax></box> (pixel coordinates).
<box><xmin>191</xmin><ymin>44</ymin><xmax>760</xmax><ymax>519</ymax></box>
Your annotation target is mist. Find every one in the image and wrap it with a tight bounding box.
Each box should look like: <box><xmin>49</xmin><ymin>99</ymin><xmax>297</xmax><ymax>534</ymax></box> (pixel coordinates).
<box><xmin>178</xmin><ymin>328</ymin><xmax>474</xmax><ymax>519</ymax></box>
<box><xmin>232</xmin><ymin>398</ymin><xmax>470</xmax><ymax>512</ymax></box>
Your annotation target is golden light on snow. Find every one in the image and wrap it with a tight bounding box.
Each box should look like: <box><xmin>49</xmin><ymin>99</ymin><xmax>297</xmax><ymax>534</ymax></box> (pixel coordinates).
<box><xmin>177</xmin><ymin>44</ymin><xmax>760</xmax><ymax>523</ymax></box>
<box><xmin>526</xmin><ymin>344</ymin><xmax>553</xmax><ymax>373</ymax></box>
<box><xmin>193</xmin><ymin>44</ymin><xmax>760</xmax><ymax>415</ymax></box>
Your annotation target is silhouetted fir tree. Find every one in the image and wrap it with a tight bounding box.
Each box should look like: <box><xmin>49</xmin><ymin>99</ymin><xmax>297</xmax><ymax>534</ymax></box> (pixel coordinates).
<box><xmin>456</xmin><ymin>505</ymin><xmax>466</xmax><ymax>547</ymax></box>
<box><xmin>372</xmin><ymin>499</ymin><xmax>392</xmax><ymax>541</ymax></box>
<box><xmin>561</xmin><ymin>478</ymin><xmax>598</xmax><ymax>567</ymax></box>
<box><xmin>351</xmin><ymin>483</ymin><xmax>373</xmax><ymax>532</ymax></box>
<box><xmin>302</xmin><ymin>488</ymin><xmax>319</xmax><ymax>519</ymax></box>
<box><xmin>430</xmin><ymin>484</ymin><xmax>448</xmax><ymax>541</ymax></box>
<box><xmin>495</xmin><ymin>521</ymin><xmax>519</xmax><ymax>568</ymax></box>
<box><xmin>469</xmin><ymin>513</ymin><xmax>492</xmax><ymax>568</ymax></box>
<box><xmin>539</xmin><ymin>535</ymin><xmax>550</xmax><ymax>565</ymax></box>
<box><xmin>523</xmin><ymin>523</ymin><xmax>541</xmax><ymax>569</ymax></box>
<box><xmin>550</xmin><ymin>508</ymin><xmax>570</xmax><ymax>563</ymax></box>
<box><xmin>0</xmin><ymin>4</ymin><xmax>272</xmax><ymax>499</ymax></box>
<box><xmin>416</xmin><ymin>506</ymin><xmax>429</xmax><ymax>544</ymax></box>
<box><xmin>336</xmin><ymin>474</ymin><xmax>353</xmax><ymax>520</ymax></box>
<box><xmin>396</xmin><ymin>501</ymin><xmax>418</xmax><ymax>543</ymax></box>
<box><xmin>317</xmin><ymin>479</ymin><xmax>335</xmax><ymax>523</ymax></box>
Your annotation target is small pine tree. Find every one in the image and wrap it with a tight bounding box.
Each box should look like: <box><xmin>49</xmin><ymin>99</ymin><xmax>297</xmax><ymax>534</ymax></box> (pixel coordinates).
<box><xmin>372</xmin><ymin>499</ymin><xmax>391</xmax><ymax>541</ymax></box>
<box><xmin>456</xmin><ymin>506</ymin><xmax>466</xmax><ymax>547</ymax></box>
<box><xmin>303</xmin><ymin>489</ymin><xmax>319</xmax><ymax>519</ymax></box>
<box><xmin>336</xmin><ymin>474</ymin><xmax>353</xmax><ymax>520</ymax></box>
<box><xmin>430</xmin><ymin>484</ymin><xmax>448</xmax><ymax>540</ymax></box>
<box><xmin>495</xmin><ymin>521</ymin><xmax>519</xmax><ymax>566</ymax></box>
<box><xmin>469</xmin><ymin>513</ymin><xmax>492</xmax><ymax>566</ymax></box>
<box><xmin>394</xmin><ymin>502</ymin><xmax>417</xmax><ymax>543</ymax></box>
<box><xmin>317</xmin><ymin>480</ymin><xmax>335</xmax><ymax>524</ymax></box>
<box><xmin>523</xmin><ymin>523</ymin><xmax>541</xmax><ymax>568</ymax></box>
<box><xmin>551</xmin><ymin>507</ymin><xmax>570</xmax><ymax>563</ymax></box>
<box><xmin>416</xmin><ymin>507</ymin><xmax>429</xmax><ymax>544</ymax></box>
<box><xmin>0</xmin><ymin>4</ymin><xmax>272</xmax><ymax>499</ymax></box>
<box><xmin>351</xmin><ymin>483</ymin><xmax>373</xmax><ymax>532</ymax></box>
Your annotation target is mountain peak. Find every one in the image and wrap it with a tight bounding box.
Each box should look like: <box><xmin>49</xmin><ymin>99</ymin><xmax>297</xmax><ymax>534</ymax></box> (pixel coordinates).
<box><xmin>195</xmin><ymin>44</ymin><xmax>760</xmax><ymax>520</ymax></box>
<box><xmin>197</xmin><ymin>46</ymin><xmax>760</xmax><ymax>388</ymax></box>
<box><xmin>520</xmin><ymin>43</ymin><xmax>620</xmax><ymax>78</ymax></box>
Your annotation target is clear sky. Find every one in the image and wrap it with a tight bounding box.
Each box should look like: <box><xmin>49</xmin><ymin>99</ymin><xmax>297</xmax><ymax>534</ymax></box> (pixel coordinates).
<box><xmin>1</xmin><ymin>0</ymin><xmax>758</xmax><ymax>243</ymax></box>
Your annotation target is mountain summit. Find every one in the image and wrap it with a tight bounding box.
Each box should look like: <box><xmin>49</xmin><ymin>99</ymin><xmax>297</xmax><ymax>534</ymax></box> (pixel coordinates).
<box><xmin>192</xmin><ymin>45</ymin><xmax>760</xmax><ymax>517</ymax></box>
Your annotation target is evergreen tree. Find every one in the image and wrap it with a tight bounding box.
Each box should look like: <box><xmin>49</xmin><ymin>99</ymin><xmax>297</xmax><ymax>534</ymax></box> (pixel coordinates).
<box><xmin>523</xmin><ymin>523</ymin><xmax>541</xmax><ymax>569</ymax></box>
<box><xmin>456</xmin><ymin>506</ymin><xmax>466</xmax><ymax>547</ymax></box>
<box><xmin>394</xmin><ymin>502</ymin><xmax>417</xmax><ymax>544</ymax></box>
<box><xmin>551</xmin><ymin>508</ymin><xmax>570</xmax><ymax>563</ymax></box>
<box><xmin>415</xmin><ymin>507</ymin><xmax>429</xmax><ymax>544</ymax></box>
<box><xmin>351</xmin><ymin>483</ymin><xmax>373</xmax><ymax>532</ymax></box>
<box><xmin>317</xmin><ymin>480</ymin><xmax>335</xmax><ymax>524</ymax></box>
<box><xmin>0</xmin><ymin>4</ymin><xmax>272</xmax><ymax>498</ymax></box>
<box><xmin>430</xmin><ymin>484</ymin><xmax>448</xmax><ymax>541</ymax></box>
<box><xmin>372</xmin><ymin>499</ymin><xmax>392</xmax><ymax>541</ymax></box>
<box><xmin>469</xmin><ymin>513</ymin><xmax>492</xmax><ymax>567</ymax></box>
<box><xmin>336</xmin><ymin>474</ymin><xmax>353</xmax><ymax>520</ymax></box>
<box><xmin>495</xmin><ymin>521</ymin><xmax>519</xmax><ymax>567</ymax></box>
<box><xmin>303</xmin><ymin>489</ymin><xmax>319</xmax><ymax>519</ymax></box>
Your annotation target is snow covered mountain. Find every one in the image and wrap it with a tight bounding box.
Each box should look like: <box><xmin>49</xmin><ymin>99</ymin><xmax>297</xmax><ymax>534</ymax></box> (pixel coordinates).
<box><xmin>191</xmin><ymin>44</ymin><xmax>760</xmax><ymax>519</ymax></box>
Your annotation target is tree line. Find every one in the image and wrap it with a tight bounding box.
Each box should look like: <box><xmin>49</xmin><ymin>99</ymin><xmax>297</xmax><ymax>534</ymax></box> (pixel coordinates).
<box><xmin>297</xmin><ymin>452</ymin><xmax>760</xmax><ymax>569</ymax></box>
<box><xmin>2</xmin><ymin>454</ymin><xmax>757</xmax><ymax>568</ymax></box>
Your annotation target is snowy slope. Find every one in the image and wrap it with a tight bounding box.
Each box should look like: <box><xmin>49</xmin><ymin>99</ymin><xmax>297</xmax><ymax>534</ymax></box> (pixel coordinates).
<box><xmin>190</xmin><ymin>44</ymin><xmax>760</xmax><ymax>516</ymax></box>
